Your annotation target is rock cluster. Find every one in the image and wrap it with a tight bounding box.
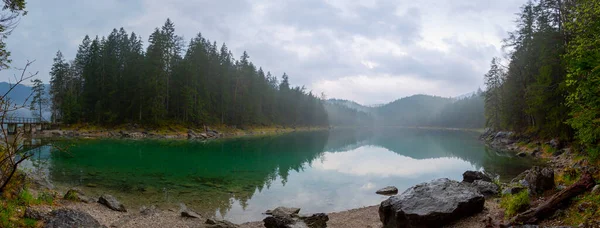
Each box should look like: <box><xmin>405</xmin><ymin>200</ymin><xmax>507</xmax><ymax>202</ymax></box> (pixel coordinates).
<box><xmin>263</xmin><ymin>206</ymin><xmax>329</xmax><ymax>228</ymax></box>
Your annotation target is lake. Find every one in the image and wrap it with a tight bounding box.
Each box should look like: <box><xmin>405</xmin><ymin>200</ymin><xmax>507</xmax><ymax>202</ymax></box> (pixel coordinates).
<box><xmin>27</xmin><ymin>128</ymin><xmax>535</xmax><ymax>223</ymax></box>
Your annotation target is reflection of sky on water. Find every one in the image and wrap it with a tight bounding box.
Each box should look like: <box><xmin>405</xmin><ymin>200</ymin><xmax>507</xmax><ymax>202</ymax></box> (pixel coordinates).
<box><xmin>222</xmin><ymin>145</ymin><xmax>475</xmax><ymax>223</ymax></box>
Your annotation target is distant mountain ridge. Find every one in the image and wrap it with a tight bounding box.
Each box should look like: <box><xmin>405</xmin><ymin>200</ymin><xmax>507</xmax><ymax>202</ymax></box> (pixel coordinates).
<box><xmin>327</xmin><ymin>92</ymin><xmax>484</xmax><ymax>128</ymax></box>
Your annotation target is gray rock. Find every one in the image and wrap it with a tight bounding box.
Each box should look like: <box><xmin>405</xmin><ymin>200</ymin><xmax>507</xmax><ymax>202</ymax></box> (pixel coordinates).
<box><xmin>98</xmin><ymin>194</ymin><xmax>127</xmax><ymax>212</ymax></box>
<box><xmin>266</xmin><ymin>207</ymin><xmax>301</xmax><ymax>217</ymax></box>
<box><xmin>205</xmin><ymin>218</ymin><xmax>240</xmax><ymax>228</ymax></box>
<box><xmin>462</xmin><ymin>171</ymin><xmax>492</xmax><ymax>183</ymax></box>
<box><xmin>592</xmin><ymin>185</ymin><xmax>600</xmax><ymax>194</ymax></box>
<box><xmin>376</xmin><ymin>186</ymin><xmax>399</xmax><ymax>195</ymax></box>
<box><xmin>512</xmin><ymin>167</ymin><xmax>555</xmax><ymax>194</ymax></box>
<box><xmin>139</xmin><ymin>205</ymin><xmax>159</xmax><ymax>216</ymax></box>
<box><xmin>44</xmin><ymin>208</ymin><xmax>103</xmax><ymax>228</ymax></box>
<box><xmin>379</xmin><ymin>178</ymin><xmax>484</xmax><ymax>228</ymax></box>
<box><xmin>299</xmin><ymin>213</ymin><xmax>329</xmax><ymax>228</ymax></box>
<box><xmin>179</xmin><ymin>203</ymin><xmax>201</xmax><ymax>219</ymax></box>
<box><xmin>263</xmin><ymin>215</ymin><xmax>297</xmax><ymax>228</ymax></box>
<box><xmin>471</xmin><ymin>180</ymin><xmax>499</xmax><ymax>197</ymax></box>
<box><xmin>24</xmin><ymin>207</ymin><xmax>51</xmax><ymax>221</ymax></box>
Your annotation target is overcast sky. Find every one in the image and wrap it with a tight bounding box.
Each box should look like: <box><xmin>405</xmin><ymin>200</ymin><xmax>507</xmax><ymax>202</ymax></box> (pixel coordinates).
<box><xmin>0</xmin><ymin>0</ymin><xmax>525</xmax><ymax>105</ymax></box>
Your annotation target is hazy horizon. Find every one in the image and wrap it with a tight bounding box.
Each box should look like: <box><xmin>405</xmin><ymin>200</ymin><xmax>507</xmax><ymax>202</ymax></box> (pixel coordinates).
<box><xmin>0</xmin><ymin>0</ymin><xmax>525</xmax><ymax>105</ymax></box>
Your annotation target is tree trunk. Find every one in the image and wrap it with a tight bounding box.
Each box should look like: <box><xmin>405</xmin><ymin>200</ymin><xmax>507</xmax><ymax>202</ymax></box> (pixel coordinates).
<box><xmin>507</xmin><ymin>172</ymin><xmax>595</xmax><ymax>225</ymax></box>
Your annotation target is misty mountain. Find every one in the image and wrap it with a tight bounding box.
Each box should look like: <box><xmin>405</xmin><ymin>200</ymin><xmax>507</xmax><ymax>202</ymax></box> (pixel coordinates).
<box><xmin>326</xmin><ymin>99</ymin><xmax>372</xmax><ymax>113</ymax></box>
<box><xmin>0</xmin><ymin>82</ymin><xmax>51</xmax><ymax>104</ymax></box>
<box><xmin>326</xmin><ymin>93</ymin><xmax>485</xmax><ymax>128</ymax></box>
<box><xmin>0</xmin><ymin>82</ymin><xmax>52</xmax><ymax>119</ymax></box>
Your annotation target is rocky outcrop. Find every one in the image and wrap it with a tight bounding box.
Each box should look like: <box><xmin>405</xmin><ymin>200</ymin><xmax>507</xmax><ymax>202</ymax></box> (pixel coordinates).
<box><xmin>471</xmin><ymin>180</ymin><xmax>500</xmax><ymax>197</ymax></box>
<box><xmin>462</xmin><ymin>171</ymin><xmax>492</xmax><ymax>183</ymax></box>
<box><xmin>376</xmin><ymin>186</ymin><xmax>399</xmax><ymax>195</ymax></box>
<box><xmin>512</xmin><ymin>167</ymin><xmax>554</xmax><ymax>194</ymax></box>
<box><xmin>44</xmin><ymin>209</ymin><xmax>102</xmax><ymax>228</ymax></box>
<box><xmin>379</xmin><ymin>178</ymin><xmax>485</xmax><ymax>228</ymax></box>
<box><xmin>98</xmin><ymin>194</ymin><xmax>127</xmax><ymax>212</ymax></box>
<box><xmin>263</xmin><ymin>207</ymin><xmax>329</xmax><ymax>228</ymax></box>
<box><xmin>179</xmin><ymin>203</ymin><xmax>201</xmax><ymax>219</ymax></box>
<box><xmin>300</xmin><ymin>213</ymin><xmax>329</xmax><ymax>228</ymax></box>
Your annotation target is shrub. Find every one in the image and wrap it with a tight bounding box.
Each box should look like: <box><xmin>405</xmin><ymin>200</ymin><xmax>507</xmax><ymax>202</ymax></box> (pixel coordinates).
<box><xmin>501</xmin><ymin>190</ymin><xmax>530</xmax><ymax>217</ymax></box>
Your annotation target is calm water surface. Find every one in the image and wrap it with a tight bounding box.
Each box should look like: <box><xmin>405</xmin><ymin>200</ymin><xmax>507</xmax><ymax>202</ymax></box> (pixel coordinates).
<box><xmin>28</xmin><ymin>128</ymin><xmax>535</xmax><ymax>223</ymax></box>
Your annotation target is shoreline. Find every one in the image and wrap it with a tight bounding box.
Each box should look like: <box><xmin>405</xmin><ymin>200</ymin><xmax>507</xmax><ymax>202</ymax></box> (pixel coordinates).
<box><xmin>17</xmin><ymin>129</ymin><xmax>598</xmax><ymax>227</ymax></box>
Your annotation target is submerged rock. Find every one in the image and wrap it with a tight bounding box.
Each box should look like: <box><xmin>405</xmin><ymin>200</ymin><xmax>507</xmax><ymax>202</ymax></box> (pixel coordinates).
<box><xmin>98</xmin><ymin>194</ymin><xmax>127</xmax><ymax>212</ymax></box>
<box><xmin>379</xmin><ymin>178</ymin><xmax>484</xmax><ymax>228</ymax></box>
<box><xmin>376</xmin><ymin>186</ymin><xmax>399</xmax><ymax>195</ymax></box>
<box><xmin>44</xmin><ymin>208</ymin><xmax>102</xmax><ymax>228</ymax></box>
<box><xmin>462</xmin><ymin>171</ymin><xmax>492</xmax><ymax>183</ymax></box>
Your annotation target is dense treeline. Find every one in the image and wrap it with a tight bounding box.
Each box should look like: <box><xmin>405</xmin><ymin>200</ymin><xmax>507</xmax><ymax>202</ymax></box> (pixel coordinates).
<box><xmin>49</xmin><ymin>19</ymin><xmax>328</xmax><ymax>127</ymax></box>
<box><xmin>483</xmin><ymin>0</ymin><xmax>600</xmax><ymax>156</ymax></box>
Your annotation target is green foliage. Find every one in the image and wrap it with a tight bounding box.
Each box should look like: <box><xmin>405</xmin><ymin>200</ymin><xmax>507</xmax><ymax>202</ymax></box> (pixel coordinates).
<box><xmin>564</xmin><ymin>0</ymin><xmax>600</xmax><ymax>158</ymax></box>
<box><xmin>483</xmin><ymin>0</ymin><xmax>572</xmax><ymax>139</ymax></box>
<box><xmin>29</xmin><ymin>78</ymin><xmax>48</xmax><ymax>120</ymax></box>
<box><xmin>501</xmin><ymin>190</ymin><xmax>530</xmax><ymax>217</ymax></box>
<box><xmin>0</xmin><ymin>0</ymin><xmax>27</xmax><ymax>70</ymax></box>
<box><xmin>36</xmin><ymin>191</ymin><xmax>54</xmax><ymax>204</ymax></box>
<box><xmin>49</xmin><ymin>19</ymin><xmax>328</xmax><ymax>127</ymax></box>
<box><xmin>16</xmin><ymin>189</ymin><xmax>34</xmax><ymax>205</ymax></box>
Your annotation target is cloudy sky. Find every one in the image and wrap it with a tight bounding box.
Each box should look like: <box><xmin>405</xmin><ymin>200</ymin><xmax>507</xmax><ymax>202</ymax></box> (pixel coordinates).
<box><xmin>1</xmin><ymin>0</ymin><xmax>525</xmax><ymax>105</ymax></box>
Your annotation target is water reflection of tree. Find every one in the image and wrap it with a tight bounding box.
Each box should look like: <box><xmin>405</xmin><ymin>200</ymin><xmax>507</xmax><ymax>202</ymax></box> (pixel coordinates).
<box><xmin>323</xmin><ymin>128</ymin><xmax>535</xmax><ymax>180</ymax></box>
<box><xmin>43</xmin><ymin>131</ymin><xmax>329</xmax><ymax>217</ymax></box>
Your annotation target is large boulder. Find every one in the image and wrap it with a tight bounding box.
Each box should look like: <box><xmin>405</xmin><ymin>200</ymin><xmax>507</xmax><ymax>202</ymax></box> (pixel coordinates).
<box><xmin>44</xmin><ymin>209</ymin><xmax>102</xmax><ymax>228</ymax></box>
<box><xmin>265</xmin><ymin>207</ymin><xmax>301</xmax><ymax>217</ymax></box>
<box><xmin>462</xmin><ymin>171</ymin><xmax>492</xmax><ymax>183</ymax></box>
<box><xmin>376</xmin><ymin>186</ymin><xmax>399</xmax><ymax>195</ymax></box>
<box><xmin>379</xmin><ymin>178</ymin><xmax>485</xmax><ymax>228</ymax></box>
<box><xmin>98</xmin><ymin>194</ymin><xmax>127</xmax><ymax>212</ymax></box>
<box><xmin>512</xmin><ymin>167</ymin><xmax>554</xmax><ymax>194</ymax></box>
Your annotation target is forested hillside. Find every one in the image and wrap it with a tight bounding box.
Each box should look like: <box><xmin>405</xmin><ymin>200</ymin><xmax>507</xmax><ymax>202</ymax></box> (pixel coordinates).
<box><xmin>483</xmin><ymin>0</ymin><xmax>600</xmax><ymax>157</ymax></box>
<box><xmin>375</xmin><ymin>93</ymin><xmax>484</xmax><ymax>128</ymax></box>
<box><xmin>49</xmin><ymin>19</ymin><xmax>328</xmax><ymax>127</ymax></box>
